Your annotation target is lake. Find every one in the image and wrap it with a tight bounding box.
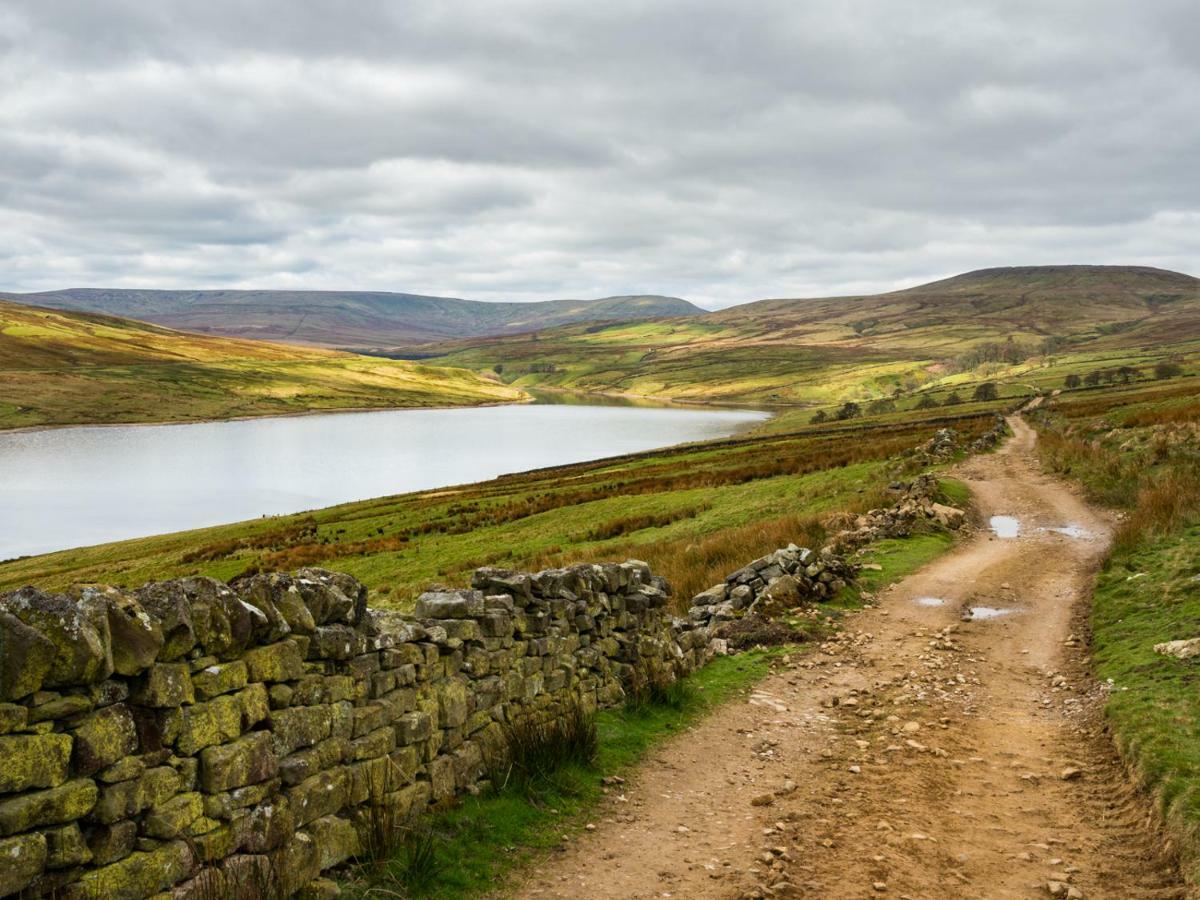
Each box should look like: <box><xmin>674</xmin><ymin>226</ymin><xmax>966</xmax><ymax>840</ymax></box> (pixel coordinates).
<box><xmin>0</xmin><ymin>403</ymin><xmax>769</xmax><ymax>558</ymax></box>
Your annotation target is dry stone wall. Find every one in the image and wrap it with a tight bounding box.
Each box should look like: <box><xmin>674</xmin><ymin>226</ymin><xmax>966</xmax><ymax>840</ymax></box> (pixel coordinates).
<box><xmin>0</xmin><ymin>561</ymin><xmax>702</xmax><ymax>899</ymax></box>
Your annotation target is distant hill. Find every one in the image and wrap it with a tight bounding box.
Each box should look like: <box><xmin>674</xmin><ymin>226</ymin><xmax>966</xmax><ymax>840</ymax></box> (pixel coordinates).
<box><xmin>424</xmin><ymin>265</ymin><xmax>1200</xmax><ymax>406</ymax></box>
<box><xmin>0</xmin><ymin>298</ymin><xmax>525</xmax><ymax>430</ymax></box>
<box><xmin>2</xmin><ymin>289</ymin><xmax>702</xmax><ymax>348</ymax></box>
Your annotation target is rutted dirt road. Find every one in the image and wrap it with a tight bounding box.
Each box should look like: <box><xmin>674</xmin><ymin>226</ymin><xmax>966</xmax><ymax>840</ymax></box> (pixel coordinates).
<box><xmin>517</xmin><ymin>417</ymin><xmax>1188</xmax><ymax>899</ymax></box>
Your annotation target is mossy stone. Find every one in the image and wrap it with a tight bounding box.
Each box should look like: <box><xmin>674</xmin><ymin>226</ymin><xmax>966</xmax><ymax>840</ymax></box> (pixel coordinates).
<box><xmin>143</xmin><ymin>792</ymin><xmax>203</xmax><ymax>839</ymax></box>
<box><xmin>72</xmin><ymin>702</ymin><xmax>138</xmax><ymax>776</ymax></box>
<box><xmin>191</xmin><ymin>660</ymin><xmax>248</xmax><ymax>700</ymax></box>
<box><xmin>93</xmin><ymin>766</ymin><xmax>181</xmax><ymax>824</ymax></box>
<box><xmin>243</xmin><ymin>640</ymin><xmax>304</xmax><ymax>683</ymax></box>
<box><xmin>0</xmin><ymin>702</ymin><xmax>28</xmax><ymax>734</ymax></box>
<box><xmin>44</xmin><ymin>821</ymin><xmax>92</xmax><ymax>869</ymax></box>
<box><xmin>0</xmin><ymin>778</ymin><xmax>98</xmax><ymax>836</ymax></box>
<box><xmin>0</xmin><ymin>832</ymin><xmax>47</xmax><ymax>896</ymax></box>
<box><xmin>70</xmin><ymin>839</ymin><xmax>194</xmax><ymax>900</ymax></box>
<box><xmin>132</xmin><ymin>663</ymin><xmax>195</xmax><ymax>708</ymax></box>
<box><xmin>0</xmin><ymin>609</ymin><xmax>56</xmax><ymax>701</ymax></box>
<box><xmin>0</xmin><ymin>732</ymin><xmax>72</xmax><ymax>792</ymax></box>
<box><xmin>162</xmin><ymin>695</ymin><xmax>242</xmax><ymax>756</ymax></box>
<box><xmin>85</xmin><ymin>819</ymin><xmax>138</xmax><ymax>865</ymax></box>
<box><xmin>0</xmin><ymin>588</ymin><xmax>112</xmax><ymax>687</ymax></box>
<box><xmin>198</xmin><ymin>731</ymin><xmax>278</xmax><ymax>793</ymax></box>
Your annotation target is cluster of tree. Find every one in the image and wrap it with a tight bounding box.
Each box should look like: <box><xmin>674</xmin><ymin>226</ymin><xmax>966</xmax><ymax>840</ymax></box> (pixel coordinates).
<box><xmin>1062</xmin><ymin>362</ymin><xmax>1185</xmax><ymax>390</ymax></box>
<box><xmin>524</xmin><ymin>363</ymin><xmax>559</xmax><ymax>374</ymax></box>
<box><xmin>953</xmin><ymin>339</ymin><xmax>1034</xmax><ymax>371</ymax></box>
<box><xmin>811</xmin><ymin>382</ymin><xmax>999</xmax><ymax>426</ymax></box>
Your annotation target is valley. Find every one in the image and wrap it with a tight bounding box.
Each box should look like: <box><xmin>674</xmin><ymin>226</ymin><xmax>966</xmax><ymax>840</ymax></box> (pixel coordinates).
<box><xmin>0</xmin><ymin>298</ymin><xmax>525</xmax><ymax>430</ymax></box>
<box><xmin>424</xmin><ymin>265</ymin><xmax>1200</xmax><ymax>410</ymax></box>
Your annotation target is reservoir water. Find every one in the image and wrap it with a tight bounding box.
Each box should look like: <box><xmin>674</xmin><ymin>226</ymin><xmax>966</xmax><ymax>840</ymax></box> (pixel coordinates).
<box><xmin>0</xmin><ymin>403</ymin><xmax>768</xmax><ymax>559</ymax></box>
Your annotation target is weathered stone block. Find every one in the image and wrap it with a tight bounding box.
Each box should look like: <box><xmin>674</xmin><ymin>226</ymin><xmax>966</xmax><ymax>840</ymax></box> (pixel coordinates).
<box><xmin>27</xmin><ymin>692</ymin><xmax>93</xmax><ymax>723</ymax></box>
<box><xmin>243</xmin><ymin>640</ymin><xmax>304</xmax><ymax>683</ymax></box>
<box><xmin>414</xmin><ymin>590</ymin><xmax>485</xmax><ymax>619</ymax></box>
<box><xmin>69</xmin><ymin>839</ymin><xmax>194</xmax><ymax>899</ymax></box>
<box><xmin>269</xmin><ymin>704</ymin><xmax>332</xmax><ymax>757</ymax></box>
<box><xmin>143</xmin><ymin>791</ymin><xmax>204</xmax><ymax>839</ymax></box>
<box><xmin>0</xmin><ymin>610</ymin><xmax>57</xmax><ymax>702</ymax></box>
<box><xmin>306</xmin><ymin>814</ymin><xmax>360</xmax><ymax>870</ymax></box>
<box><xmin>0</xmin><ymin>588</ymin><xmax>112</xmax><ymax>687</ymax></box>
<box><xmin>199</xmin><ymin>732</ymin><xmax>278</xmax><ymax>794</ymax></box>
<box><xmin>0</xmin><ymin>832</ymin><xmax>47</xmax><ymax>896</ymax></box>
<box><xmin>0</xmin><ymin>778</ymin><xmax>98</xmax><ymax>836</ymax></box>
<box><xmin>133</xmin><ymin>663</ymin><xmax>195</xmax><ymax>707</ymax></box>
<box><xmin>286</xmin><ymin>769</ymin><xmax>349</xmax><ymax>827</ymax></box>
<box><xmin>428</xmin><ymin>755</ymin><xmax>456</xmax><ymax>802</ymax></box>
<box><xmin>98</xmin><ymin>588</ymin><xmax>165</xmax><ymax>676</ymax></box>
<box><xmin>163</xmin><ymin>695</ymin><xmax>242</xmax><ymax>756</ymax></box>
<box><xmin>437</xmin><ymin>679</ymin><xmax>470</xmax><ymax>729</ymax></box>
<box><xmin>0</xmin><ymin>732</ymin><xmax>72</xmax><ymax>792</ymax></box>
<box><xmin>236</xmin><ymin>683</ymin><xmax>270</xmax><ymax>730</ymax></box>
<box><xmin>278</xmin><ymin>736</ymin><xmax>347</xmax><ymax>787</ymax></box>
<box><xmin>228</xmin><ymin>796</ymin><xmax>289</xmax><ymax>855</ymax></box>
<box><xmin>72</xmin><ymin>702</ymin><xmax>138</xmax><ymax>776</ymax></box>
<box><xmin>93</xmin><ymin>766</ymin><xmax>181</xmax><ymax>824</ymax></box>
<box><xmin>348</xmin><ymin>726</ymin><xmax>395</xmax><ymax>762</ymax></box>
<box><xmin>191</xmin><ymin>660</ymin><xmax>248</xmax><ymax>701</ymax></box>
<box><xmin>0</xmin><ymin>701</ymin><xmax>27</xmax><ymax>734</ymax></box>
<box><xmin>394</xmin><ymin>711</ymin><xmax>432</xmax><ymax>746</ymax></box>
<box><xmin>85</xmin><ymin>820</ymin><xmax>138</xmax><ymax>865</ymax></box>
<box><xmin>45</xmin><ymin>821</ymin><xmax>93</xmax><ymax>869</ymax></box>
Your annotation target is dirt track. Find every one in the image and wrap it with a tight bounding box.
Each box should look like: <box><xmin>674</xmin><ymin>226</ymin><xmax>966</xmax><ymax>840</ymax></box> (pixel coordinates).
<box><xmin>516</xmin><ymin>417</ymin><xmax>1188</xmax><ymax>899</ymax></box>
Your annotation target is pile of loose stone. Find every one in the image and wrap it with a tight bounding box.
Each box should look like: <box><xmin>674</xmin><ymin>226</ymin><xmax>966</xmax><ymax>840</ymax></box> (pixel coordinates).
<box><xmin>688</xmin><ymin>471</ymin><xmax>969</xmax><ymax>629</ymax></box>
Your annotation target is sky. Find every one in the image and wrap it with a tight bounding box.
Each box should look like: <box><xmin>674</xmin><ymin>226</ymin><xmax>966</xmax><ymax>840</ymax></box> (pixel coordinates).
<box><xmin>1</xmin><ymin>1</ymin><xmax>1197</xmax><ymax>309</ymax></box>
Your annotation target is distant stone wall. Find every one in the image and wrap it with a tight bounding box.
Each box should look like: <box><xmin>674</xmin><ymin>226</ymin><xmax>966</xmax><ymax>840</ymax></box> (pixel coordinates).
<box><xmin>0</xmin><ymin>561</ymin><xmax>702</xmax><ymax>899</ymax></box>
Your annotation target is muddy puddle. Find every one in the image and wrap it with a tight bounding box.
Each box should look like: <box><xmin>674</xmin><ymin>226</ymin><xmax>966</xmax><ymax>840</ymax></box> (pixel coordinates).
<box><xmin>989</xmin><ymin>515</ymin><xmax>1021</xmax><ymax>538</ymax></box>
<box><xmin>915</xmin><ymin>596</ymin><xmax>948</xmax><ymax>607</ymax></box>
<box><xmin>964</xmin><ymin>606</ymin><xmax>1018</xmax><ymax>620</ymax></box>
<box><xmin>1041</xmin><ymin>524</ymin><xmax>1093</xmax><ymax>539</ymax></box>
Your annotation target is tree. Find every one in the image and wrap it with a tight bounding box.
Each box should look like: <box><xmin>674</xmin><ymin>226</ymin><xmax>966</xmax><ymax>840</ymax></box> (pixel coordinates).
<box><xmin>867</xmin><ymin>398</ymin><xmax>896</xmax><ymax>415</ymax></box>
<box><xmin>972</xmin><ymin>382</ymin><xmax>999</xmax><ymax>402</ymax></box>
<box><xmin>1064</xmin><ymin>374</ymin><xmax>1081</xmax><ymax>389</ymax></box>
<box><xmin>1117</xmin><ymin>366</ymin><xmax>1137</xmax><ymax>384</ymax></box>
<box><xmin>835</xmin><ymin>401</ymin><xmax>862</xmax><ymax>421</ymax></box>
<box><xmin>1083</xmin><ymin>371</ymin><xmax>1102</xmax><ymax>387</ymax></box>
<box><xmin>492</xmin><ymin>364</ymin><xmax>504</xmax><ymax>375</ymax></box>
<box><xmin>943</xmin><ymin>391</ymin><xmax>963</xmax><ymax>406</ymax></box>
<box><xmin>1154</xmin><ymin>362</ymin><xmax>1183</xmax><ymax>380</ymax></box>
<box><xmin>810</xmin><ymin>409</ymin><xmax>828</xmax><ymax>424</ymax></box>
<box><xmin>916</xmin><ymin>394</ymin><xmax>940</xmax><ymax>410</ymax></box>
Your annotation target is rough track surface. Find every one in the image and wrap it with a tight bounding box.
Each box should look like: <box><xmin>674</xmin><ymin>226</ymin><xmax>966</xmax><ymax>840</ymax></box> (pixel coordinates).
<box><xmin>516</xmin><ymin>417</ymin><xmax>1187</xmax><ymax>899</ymax></box>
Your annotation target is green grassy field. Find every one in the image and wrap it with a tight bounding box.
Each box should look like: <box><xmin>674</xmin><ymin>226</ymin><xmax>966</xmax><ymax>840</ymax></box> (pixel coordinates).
<box><xmin>0</xmin><ymin>405</ymin><xmax>1000</xmax><ymax>607</ymax></box>
<box><xmin>0</xmin><ymin>299</ymin><xmax>525</xmax><ymax>429</ymax></box>
<box><xmin>1031</xmin><ymin>379</ymin><xmax>1200</xmax><ymax>878</ymax></box>
<box><xmin>421</xmin><ymin>266</ymin><xmax>1200</xmax><ymax>413</ymax></box>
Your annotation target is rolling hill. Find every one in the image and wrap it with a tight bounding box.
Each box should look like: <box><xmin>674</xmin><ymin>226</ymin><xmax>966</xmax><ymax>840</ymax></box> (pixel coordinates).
<box><xmin>422</xmin><ymin>265</ymin><xmax>1200</xmax><ymax>407</ymax></box>
<box><xmin>0</xmin><ymin>298</ymin><xmax>525</xmax><ymax>430</ymax></box>
<box><xmin>3</xmin><ymin>289</ymin><xmax>701</xmax><ymax>348</ymax></box>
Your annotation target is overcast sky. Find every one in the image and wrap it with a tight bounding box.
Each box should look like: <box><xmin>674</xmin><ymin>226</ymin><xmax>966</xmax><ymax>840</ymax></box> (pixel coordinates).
<box><xmin>1</xmin><ymin>1</ymin><xmax>1197</xmax><ymax>308</ymax></box>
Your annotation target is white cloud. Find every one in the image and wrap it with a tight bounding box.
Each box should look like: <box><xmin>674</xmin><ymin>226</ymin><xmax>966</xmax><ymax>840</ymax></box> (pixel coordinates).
<box><xmin>0</xmin><ymin>0</ymin><xmax>1196</xmax><ymax>307</ymax></box>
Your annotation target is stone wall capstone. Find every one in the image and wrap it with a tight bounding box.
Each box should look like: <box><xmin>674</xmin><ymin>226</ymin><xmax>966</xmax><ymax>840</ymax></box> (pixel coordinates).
<box><xmin>0</xmin><ymin>561</ymin><xmax>703</xmax><ymax>899</ymax></box>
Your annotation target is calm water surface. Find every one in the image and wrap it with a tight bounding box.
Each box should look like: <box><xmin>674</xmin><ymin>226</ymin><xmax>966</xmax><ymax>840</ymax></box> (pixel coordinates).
<box><xmin>0</xmin><ymin>404</ymin><xmax>768</xmax><ymax>558</ymax></box>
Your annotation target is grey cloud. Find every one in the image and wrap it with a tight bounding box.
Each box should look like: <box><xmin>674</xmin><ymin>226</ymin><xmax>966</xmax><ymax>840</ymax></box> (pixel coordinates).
<box><xmin>0</xmin><ymin>0</ymin><xmax>1196</xmax><ymax>305</ymax></box>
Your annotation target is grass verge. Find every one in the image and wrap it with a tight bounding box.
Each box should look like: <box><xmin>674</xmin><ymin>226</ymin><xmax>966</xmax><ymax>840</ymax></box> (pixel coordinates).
<box><xmin>1092</xmin><ymin>524</ymin><xmax>1200</xmax><ymax>881</ymax></box>
<box><xmin>1031</xmin><ymin>380</ymin><xmax>1200</xmax><ymax>880</ymax></box>
<box><xmin>341</xmin><ymin>649</ymin><xmax>785</xmax><ymax>898</ymax></box>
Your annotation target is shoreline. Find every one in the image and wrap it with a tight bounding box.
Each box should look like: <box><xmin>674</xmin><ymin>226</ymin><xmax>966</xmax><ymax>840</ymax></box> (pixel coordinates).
<box><xmin>0</xmin><ymin>387</ymin><xmax>784</xmax><ymax>436</ymax></box>
<box><xmin>0</xmin><ymin>395</ymin><xmax>537</xmax><ymax>436</ymax></box>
